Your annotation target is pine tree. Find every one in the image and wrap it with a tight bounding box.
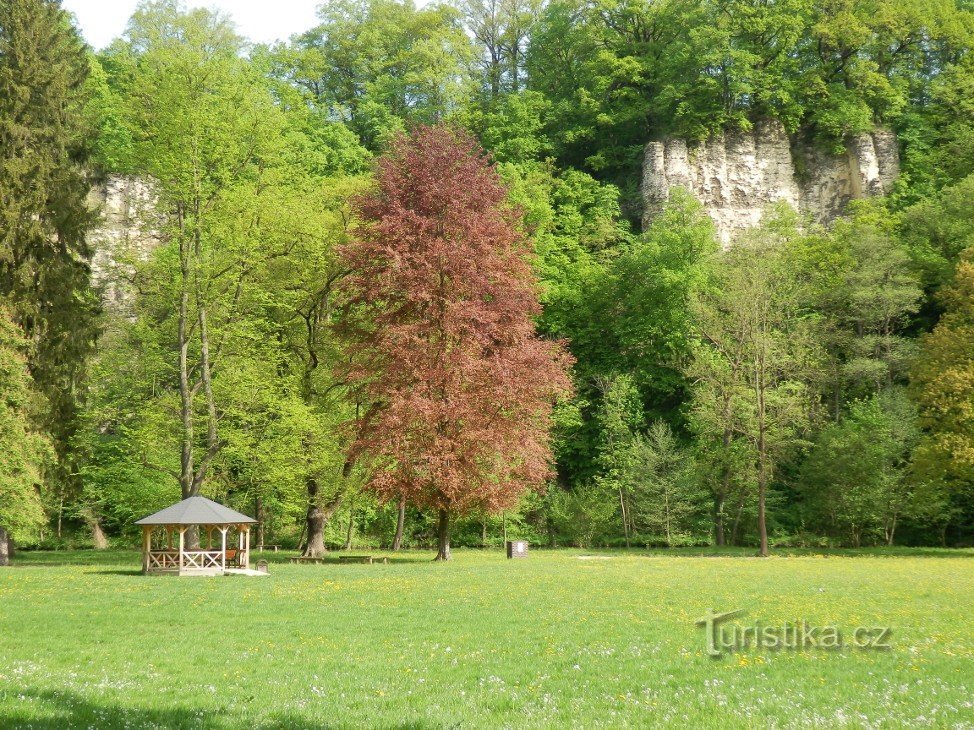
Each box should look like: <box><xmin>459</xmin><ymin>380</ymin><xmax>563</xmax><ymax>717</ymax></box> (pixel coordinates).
<box><xmin>0</xmin><ymin>0</ymin><xmax>98</xmax><ymax>510</ymax></box>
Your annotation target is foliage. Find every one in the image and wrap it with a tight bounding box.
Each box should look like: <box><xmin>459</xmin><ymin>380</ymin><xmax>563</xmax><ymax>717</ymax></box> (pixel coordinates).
<box><xmin>0</xmin><ymin>0</ymin><xmax>99</xmax><ymax>508</ymax></box>
<box><xmin>282</xmin><ymin>0</ymin><xmax>473</xmax><ymax>150</ymax></box>
<box><xmin>688</xmin><ymin>211</ymin><xmax>822</xmax><ymax>555</ymax></box>
<box><xmin>898</xmin><ymin>175</ymin><xmax>974</xmax><ymax>297</ymax></box>
<box><xmin>627</xmin><ymin>421</ymin><xmax>704</xmax><ymax>546</ymax></box>
<box><xmin>798</xmin><ymin>389</ymin><xmax>921</xmax><ymax>546</ymax></box>
<box><xmin>544</xmin><ymin>482</ymin><xmax>617</xmax><ymax>547</ymax></box>
<box><xmin>7</xmin><ymin>0</ymin><xmax>974</xmax><ymax>549</ymax></box>
<box><xmin>523</xmin><ymin>0</ymin><xmax>974</xmax><ymax>189</ymax></box>
<box><xmin>0</xmin><ymin>309</ymin><xmax>48</xmax><ymax>541</ymax></box>
<box><xmin>910</xmin><ymin>251</ymin><xmax>974</xmax><ymax>501</ymax></box>
<box><xmin>339</xmin><ymin>126</ymin><xmax>573</xmax><ymax>550</ymax></box>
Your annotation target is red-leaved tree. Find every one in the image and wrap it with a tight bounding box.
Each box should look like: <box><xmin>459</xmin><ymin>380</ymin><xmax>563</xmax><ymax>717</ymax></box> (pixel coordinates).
<box><xmin>338</xmin><ymin>125</ymin><xmax>573</xmax><ymax>560</ymax></box>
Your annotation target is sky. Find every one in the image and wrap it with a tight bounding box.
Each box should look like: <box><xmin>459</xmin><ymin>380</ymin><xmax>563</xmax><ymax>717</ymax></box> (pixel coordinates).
<box><xmin>62</xmin><ymin>0</ymin><xmax>324</xmax><ymax>50</ymax></box>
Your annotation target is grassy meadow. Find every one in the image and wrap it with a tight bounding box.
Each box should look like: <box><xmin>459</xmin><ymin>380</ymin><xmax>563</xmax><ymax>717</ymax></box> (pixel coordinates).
<box><xmin>1</xmin><ymin>548</ymin><xmax>972</xmax><ymax>728</ymax></box>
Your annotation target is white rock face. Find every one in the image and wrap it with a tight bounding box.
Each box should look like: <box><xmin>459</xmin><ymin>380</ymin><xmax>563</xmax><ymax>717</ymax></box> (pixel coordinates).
<box><xmin>87</xmin><ymin>175</ymin><xmax>163</xmax><ymax>316</ymax></box>
<box><xmin>641</xmin><ymin>120</ymin><xmax>899</xmax><ymax>246</ymax></box>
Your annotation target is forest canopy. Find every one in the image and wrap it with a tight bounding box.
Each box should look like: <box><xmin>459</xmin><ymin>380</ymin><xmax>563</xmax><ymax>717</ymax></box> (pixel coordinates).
<box><xmin>2</xmin><ymin>0</ymin><xmax>974</xmax><ymax>558</ymax></box>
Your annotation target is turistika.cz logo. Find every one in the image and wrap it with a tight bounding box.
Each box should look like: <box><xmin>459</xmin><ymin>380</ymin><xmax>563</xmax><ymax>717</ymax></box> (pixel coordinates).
<box><xmin>695</xmin><ymin>609</ymin><xmax>893</xmax><ymax>657</ymax></box>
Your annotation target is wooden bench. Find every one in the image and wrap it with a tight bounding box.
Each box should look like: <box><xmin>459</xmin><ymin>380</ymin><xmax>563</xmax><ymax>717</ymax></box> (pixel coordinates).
<box><xmin>257</xmin><ymin>545</ymin><xmax>280</xmax><ymax>553</ymax></box>
<box><xmin>338</xmin><ymin>555</ymin><xmax>388</xmax><ymax>565</ymax></box>
<box><xmin>289</xmin><ymin>556</ymin><xmax>326</xmax><ymax>564</ymax></box>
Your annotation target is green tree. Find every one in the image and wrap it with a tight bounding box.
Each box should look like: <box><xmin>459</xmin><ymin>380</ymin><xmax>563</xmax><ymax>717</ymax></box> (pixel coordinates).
<box><xmin>456</xmin><ymin>0</ymin><xmax>541</xmax><ymax>99</ymax></box>
<box><xmin>601</xmin><ymin>190</ymin><xmax>717</xmax><ymax>415</ymax></box>
<box><xmin>799</xmin><ymin>389</ymin><xmax>920</xmax><ymax>546</ymax></box>
<box><xmin>544</xmin><ymin>481</ymin><xmax>617</xmax><ymax>548</ymax></box>
<box><xmin>689</xmin><ymin>211</ymin><xmax>821</xmax><ymax>555</ymax></box>
<box><xmin>0</xmin><ymin>309</ymin><xmax>49</xmax><ymax>563</ymax></box>
<box><xmin>526</xmin><ymin>0</ymin><xmax>974</xmax><ymax>192</ymax></box>
<box><xmin>592</xmin><ymin>374</ymin><xmax>643</xmax><ymax>546</ymax></box>
<box><xmin>910</xmin><ymin>249</ymin><xmax>974</xmax><ymax>540</ymax></box>
<box><xmin>105</xmin><ymin>1</ymin><xmax>292</xmax><ymax>502</ymax></box>
<box><xmin>800</xmin><ymin>208</ymin><xmax>922</xmax><ymax>414</ymax></box>
<box><xmin>283</xmin><ymin>0</ymin><xmax>473</xmax><ymax>150</ymax></box>
<box><xmin>898</xmin><ymin>174</ymin><xmax>974</xmax><ymax>299</ymax></box>
<box><xmin>628</xmin><ymin>420</ymin><xmax>703</xmax><ymax>546</ymax></box>
<box><xmin>0</xmin><ymin>0</ymin><xmax>99</xmax><ymax>517</ymax></box>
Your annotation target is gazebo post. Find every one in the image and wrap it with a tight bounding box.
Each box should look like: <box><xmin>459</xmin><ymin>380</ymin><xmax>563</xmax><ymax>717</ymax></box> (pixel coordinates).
<box><xmin>142</xmin><ymin>526</ymin><xmax>151</xmax><ymax>574</ymax></box>
<box><xmin>243</xmin><ymin>525</ymin><xmax>250</xmax><ymax>569</ymax></box>
<box><xmin>178</xmin><ymin>527</ymin><xmax>185</xmax><ymax>574</ymax></box>
<box><xmin>220</xmin><ymin>526</ymin><xmax>228</xmax><ymax>572</ymax></box>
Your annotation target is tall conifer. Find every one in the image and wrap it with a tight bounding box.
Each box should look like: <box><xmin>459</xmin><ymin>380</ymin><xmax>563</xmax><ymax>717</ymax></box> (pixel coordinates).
<box><xmin>0</xmin><ymin>0</ymin><xmax>98</xmax><ymax>517</ymax></box>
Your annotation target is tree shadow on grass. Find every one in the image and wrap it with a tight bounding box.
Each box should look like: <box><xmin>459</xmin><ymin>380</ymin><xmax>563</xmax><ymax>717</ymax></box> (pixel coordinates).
<box><xmin>266</xmin><ymin>553</ymin><xmax>439</xmax><ymax>567</ymax></box>
<box><xmin>8</xmin><ymin>687</ymin><xmax>443</xmax><ymax>729</ymax></box>
<box><xmin>258</xmin><ymin>713</ymin><xmax>443</xmax><ymax>729</ymax></box>
<box><xmin>4</xmin><ymin>688</ymin><xmax>225</xmax><ymax>729</ymax></box>
<box><xmin>89</xmin><ymin>568</ymin><xmax>145</xmax><ymax>576</ymax></box>
<box><xmin>612</xmin><ymin>546</ymin><xmax>974</xmax><ymax>559</ymax></box>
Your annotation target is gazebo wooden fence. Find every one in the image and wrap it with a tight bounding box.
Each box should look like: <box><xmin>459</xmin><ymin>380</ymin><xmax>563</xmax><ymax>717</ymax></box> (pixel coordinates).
<box><xmin>135</xmin><ymin>496</ymin><xmax>257</xmax><ymax>576</ymax></box>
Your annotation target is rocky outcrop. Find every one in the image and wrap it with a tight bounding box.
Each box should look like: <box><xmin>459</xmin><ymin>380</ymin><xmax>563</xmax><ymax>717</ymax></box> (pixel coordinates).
<box><xmin>641</xmin><ymin>120</ymin><xmax>899</xmax><ymax>246</ymax></box>
<box><xmin>87</xmin><ymin>175</ymin><xmax>162</xmax><ymax>316</ymax></box>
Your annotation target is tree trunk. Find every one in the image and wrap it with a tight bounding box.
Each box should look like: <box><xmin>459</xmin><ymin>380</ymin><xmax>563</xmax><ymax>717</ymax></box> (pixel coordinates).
<box><xmin>713</xmin><ymin>492</ymin><xmax>726</xmax><ymax>546</ymax></box>
<box><xmin>190</xmin><ymin>297</ymin><xmax>221</xmax><ymax>497</ymax></box>
<box><xmin>296</xmin><ymin>520</ymin><xmax>307</xmax><ymax>553</ymax></box>
<box><xmin>0</xmin><ymin>527</ymin><xmax>9</xmax><ymax>566</ymax></box>
<box><xmin>756</xmin><ymin>358</ymin><xmax>769</xmax><ymax>557</ymax></box>
<box><xmin>256</xmin><ymin>496</ymin><xmax>265</xmax><ymax>547</ymax></box>
<box><xmin>303</xmin><ymin>476</ymin><xmax>327</xmax><ymax>558</ymax></box>
<box><xmin>392</xmin><ymin>497</ymin><xmax>406</xmax><ymax>551</ymax></box>
<box><xmin>90</xmin><ymin>518</ymin><xmax>108</xmax><ymax>550</ymax></box>
<box><xmin>303</xmin><ymin>460</ymin><xmax>352</xmax><ymax>557</ymax></box>
<box><xmin>730</xmin><ymin>488</ymin><xmax>748</xmax><ymax>546</ymax></box>
<box><xmin>177</xmin><ymin>216</ymin><xmax>194</xmax><ymax>500</ymax></box>
<box><xmin>435</xmin><ymin>509</ymin><xmax>451</xmax><ymax>561</ymax></box>
<box><xmin>714</xmin><ymin>426</ymin><xmax>732</xmax><ymax>546</ymax></box>
<box><xmin>618</xmin><ymin>486</ymin><xmax>630</xmax><ymax>548</ymax></box>
<box><xmin>886</xmin><ymin>514</ymin><xmax>897</xmax><ymax>547</ymax></box>
<box><xmin>344</xmin><ymin>506</ymin><xmax>355</xmax><ymax>550</ymax></box>
<box><xmin>757</xmin><ymin>450</ymin><xmax>768</xmax><ymax>557</ymax></box>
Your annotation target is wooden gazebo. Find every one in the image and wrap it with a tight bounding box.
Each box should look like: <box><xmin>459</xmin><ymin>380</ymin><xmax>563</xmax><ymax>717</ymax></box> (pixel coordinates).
<box><xmin>136</xmin><ymin>496</ymin><xmax>257</xmax><ymax>576</ymax></box>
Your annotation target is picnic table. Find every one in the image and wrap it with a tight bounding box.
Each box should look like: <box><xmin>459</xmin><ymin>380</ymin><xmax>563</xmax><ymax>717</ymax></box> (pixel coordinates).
<box><xmin>288</xmin><ymin>554</ymin><xmax>388</xmax><ymax>565</ymax></box>
<box><xmin>338</xmin><ymin>555</ymin><xmax>388</xmax><ymax>564</ymax></box>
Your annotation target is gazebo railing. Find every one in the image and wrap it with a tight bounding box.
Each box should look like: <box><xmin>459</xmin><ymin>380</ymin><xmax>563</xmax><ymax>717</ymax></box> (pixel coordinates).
<box><xmin>148</xmin><ymin>550</ymin><xmax>180</xmax><ymax>570</ymax></box>
<box><xmin>182</xmin><ymin>550</ymin><xmax>224</xmax><ymax>569</ymax></box>
<box><xmin>147</xmin><ymin>549</ymin><xmax>243</xmax><ymax>571</ymax></box>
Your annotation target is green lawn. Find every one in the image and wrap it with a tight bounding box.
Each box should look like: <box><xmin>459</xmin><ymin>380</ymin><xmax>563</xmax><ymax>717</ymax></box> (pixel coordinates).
<box><xmin>1</xmin><ymin>548</ymin><xmax>972</xmax><ymax>728</ymax></box>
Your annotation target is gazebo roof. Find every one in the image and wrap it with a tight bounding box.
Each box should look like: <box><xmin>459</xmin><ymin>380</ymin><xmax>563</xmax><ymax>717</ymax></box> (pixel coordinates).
<box><xmin>135</xmin><ymin>496</ymin><xmax>257</xmax><ymax>526</ymax></box>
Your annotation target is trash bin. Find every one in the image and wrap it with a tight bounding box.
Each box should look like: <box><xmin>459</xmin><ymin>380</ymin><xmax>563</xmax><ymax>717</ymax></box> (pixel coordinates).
<box><xmin>506</xmin><ymin>540</ymin><xmax>528</xmax><ymax>559</ymax></box>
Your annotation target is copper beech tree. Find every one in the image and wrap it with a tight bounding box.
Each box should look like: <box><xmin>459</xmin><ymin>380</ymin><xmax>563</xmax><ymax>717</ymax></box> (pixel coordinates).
<box><xmin>338</xmin><ymin>125</ymin><xmax>573</xmax><ymax>560</ymax></box>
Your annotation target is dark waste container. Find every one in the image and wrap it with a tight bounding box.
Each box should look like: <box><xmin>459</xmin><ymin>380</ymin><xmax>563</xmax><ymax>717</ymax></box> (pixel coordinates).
<box><xmin>506</xmin><ymin>540</ymin><xmax>528</xmax><ymax>559</ymax></box>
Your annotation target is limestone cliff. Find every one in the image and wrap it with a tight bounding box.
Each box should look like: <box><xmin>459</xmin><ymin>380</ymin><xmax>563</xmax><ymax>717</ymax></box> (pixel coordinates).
<box><xmin>641</xmin><ymin>120</ymin><xmax>899</xmax><ymax>246</ymax></box>
<box><xmin>87</xmin><ymin>175</ymin><xmax>162</xmax><ymax>315</ymax></box>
